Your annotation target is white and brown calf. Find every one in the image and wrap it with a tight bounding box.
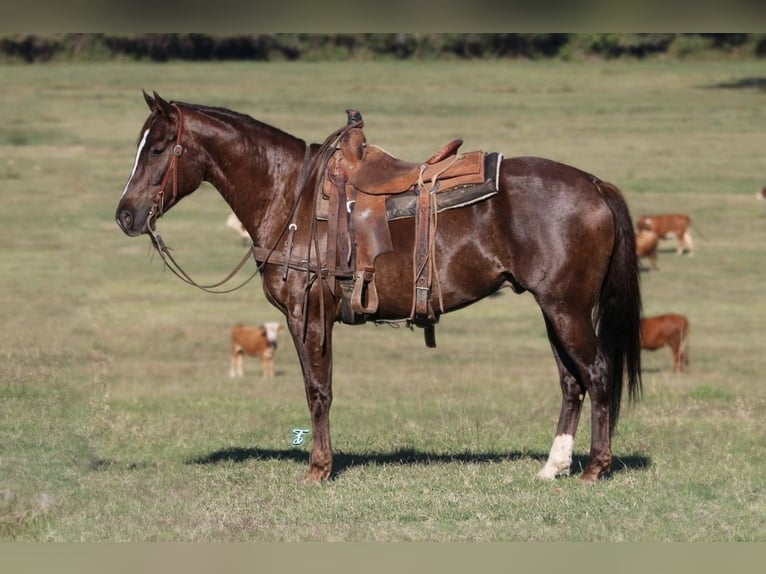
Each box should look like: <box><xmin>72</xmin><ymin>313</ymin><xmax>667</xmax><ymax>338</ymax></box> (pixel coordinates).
<box><xmin>229</xmin><ymin>321</ymin><xmax>284</xmax><ymax>379</ymax></box>
<box><xmin>637</xmin><ymin>214</ymin><xmax>694</xmax><ymax>256</ymax></box>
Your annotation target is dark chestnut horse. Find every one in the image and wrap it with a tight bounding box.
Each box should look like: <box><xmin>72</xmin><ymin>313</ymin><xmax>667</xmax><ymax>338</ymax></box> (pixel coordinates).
<box><xmin>115</xmin><ymin>92</ymin><xmax>642</xmax><ymax>482</ymax></box>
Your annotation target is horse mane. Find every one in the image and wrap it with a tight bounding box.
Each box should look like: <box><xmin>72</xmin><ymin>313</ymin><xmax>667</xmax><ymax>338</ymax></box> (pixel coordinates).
<box><xmin>171</xmin><ymin>100</ymin><xmax>305</xmax><ymax>144</ymax></box>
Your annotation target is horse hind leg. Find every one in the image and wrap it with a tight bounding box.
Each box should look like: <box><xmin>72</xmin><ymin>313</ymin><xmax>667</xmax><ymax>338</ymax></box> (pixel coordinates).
<box><xmin>537</xmin><ymin>316</ymin><xmax>586</xmax><ymax>480</ymax></box>
<box><xmin>538</xmin><ymin>306</ymin><xmax>614</xmax><ymax>482</ymax></box>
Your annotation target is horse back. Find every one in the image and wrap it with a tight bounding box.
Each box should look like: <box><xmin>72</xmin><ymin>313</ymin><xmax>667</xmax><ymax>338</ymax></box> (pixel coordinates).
<box><xmin>371</xmin><ymin>156</ymin><xmax>620</xmax><ymax>317</ymax></box>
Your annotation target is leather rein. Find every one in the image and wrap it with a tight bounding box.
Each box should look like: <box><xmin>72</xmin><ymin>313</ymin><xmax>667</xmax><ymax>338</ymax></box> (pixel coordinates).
<box><xmin>145</xmin><ymin>103</ymin><xmax>332</xmax><ymax>295</ymax></box>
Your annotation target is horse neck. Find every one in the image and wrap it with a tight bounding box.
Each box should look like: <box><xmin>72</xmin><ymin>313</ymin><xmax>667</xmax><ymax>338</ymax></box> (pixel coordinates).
<box><xmin>194</xmin><ymin>110</ymin><xmax>312</xmax><ymax>248</ymax></box>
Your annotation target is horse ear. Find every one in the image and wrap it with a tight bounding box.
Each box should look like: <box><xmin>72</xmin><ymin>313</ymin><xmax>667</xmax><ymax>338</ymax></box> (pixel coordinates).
<box><xmin>143</xmin><ymin>89</ymin><xmax>155</xmax><ymax>111</ymax></box>
<box><xmin>152</xmin><ymin>91</ymin><xmax>175</xmax><ymax>118</ymax></box>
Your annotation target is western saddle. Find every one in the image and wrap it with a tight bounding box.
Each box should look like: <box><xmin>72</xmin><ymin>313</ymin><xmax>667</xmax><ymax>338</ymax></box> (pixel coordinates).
<box><xmin>316</xmin><ymin>109</ymin><xmax>501</xmax><ymax>347</ymax></box>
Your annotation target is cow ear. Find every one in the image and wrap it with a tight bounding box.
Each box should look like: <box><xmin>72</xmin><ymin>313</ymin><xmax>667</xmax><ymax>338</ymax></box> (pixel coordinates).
<box><xmin>152</xmin><ymin>91</ymin><xmax>174</xmax><ymax>118</ymax></box>
<box><xmin>143</xmin><ymin>89</ymin><xmax>155</xmax><ymax>111</ymax></box>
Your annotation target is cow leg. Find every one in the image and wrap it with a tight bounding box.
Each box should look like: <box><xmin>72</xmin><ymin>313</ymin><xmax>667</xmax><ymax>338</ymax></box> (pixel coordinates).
<box><xmin>262</xmin><ymin>352</ymin><xmax>275</xmax><ymax>379</ymax></box>
<box><xmin>683</xmin><ymin>231</ymin><xmax>694</xmax><ymax>256</ymax></box>
<box><xmin>538</xmin><ymin>316</ymin><xmax>586</xmax><ymax>480</ymax></box>
<box><xmin>538</xmin><ymin>304</ymin><xmax>612</xmax><ymax>482</ymax></box>
<box><xmin>670</xmin><ymin>340</ymin><xmax>681</xmax><ymax>372</ymax></box>
<box><xmin>230</xmin><ymin>350</ymin><xmax>244</xmax><ymax>378</ymax></box>
<box><xmin>285</xmin><ymin>308</ymin><xmax>335</xmax><ymax>483</ymax></box>
<box><xmin>681</xmin><ymin>332</ymin><xmax>690</xmax><ymax>371</ymax></box>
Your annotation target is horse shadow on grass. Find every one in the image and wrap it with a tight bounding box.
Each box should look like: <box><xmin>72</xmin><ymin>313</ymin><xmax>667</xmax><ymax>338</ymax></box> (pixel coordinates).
<box><xmin>704</xmin><ymin>77</ymin><xmax>766</xmax><ymax>91</ymax></box>
<box><xmin>188</xmin><ymin>447</ymin><xmax>651</xmax><ymax>480</ymax></box>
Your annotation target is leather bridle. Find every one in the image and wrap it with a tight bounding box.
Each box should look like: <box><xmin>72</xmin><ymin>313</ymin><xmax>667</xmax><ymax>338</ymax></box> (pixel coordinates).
<box><xmin>148</xmin><ymin>103</ymin><xmax>186</xmax><ymax>223</ymax></box>
<box><xmin>144</xmin><ymin>103</ymin><xmax>322</xmax><ymax>294</ymax></box>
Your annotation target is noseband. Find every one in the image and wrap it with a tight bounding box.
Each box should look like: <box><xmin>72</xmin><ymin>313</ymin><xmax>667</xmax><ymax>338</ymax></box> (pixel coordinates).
<box><xmin>149</xmin><ymin>103</ymin><xmax>186</xmax><ymax>222</ymax></box>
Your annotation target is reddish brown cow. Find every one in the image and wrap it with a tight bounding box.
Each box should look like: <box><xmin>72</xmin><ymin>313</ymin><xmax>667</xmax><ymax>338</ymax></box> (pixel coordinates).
<box><xmin>640</xmin><ymin>314</ymin><xmax>690</xmax><ymax>372</ymax></box>
<box><xmin>229</xmin><ymin>321</ymin><xmax>284</xmax><ymax>379</ymax></box>
<box><xmin>636</xmin><ymin>229</ymin><xmax>659</xmax><ymax>271</ymax></box>
<box><xmin>637</xmin><ymin>214</ymin><xmax>694</xmax><ymax>256</ymax></box>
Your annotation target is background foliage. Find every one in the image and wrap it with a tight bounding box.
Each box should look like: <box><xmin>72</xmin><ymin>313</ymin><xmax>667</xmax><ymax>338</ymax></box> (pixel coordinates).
<box><xmin>2</xmin><ymin>33</ymin><xmax>766</xmax><ymax>63</ymax></box>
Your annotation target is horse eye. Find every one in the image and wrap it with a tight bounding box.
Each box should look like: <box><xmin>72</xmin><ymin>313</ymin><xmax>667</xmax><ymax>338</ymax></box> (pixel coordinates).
<box><xmin>150</xmin><ymin>147</ymin><xmax>165</xmax><ymax>157</ymax></box>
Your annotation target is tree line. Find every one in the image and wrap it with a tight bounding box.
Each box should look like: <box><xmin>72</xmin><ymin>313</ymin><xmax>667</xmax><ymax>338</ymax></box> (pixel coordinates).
<box><xmin>2</xmin><ymin>33</ymin><xmax>764</xmax><ymax>63</ymax></box>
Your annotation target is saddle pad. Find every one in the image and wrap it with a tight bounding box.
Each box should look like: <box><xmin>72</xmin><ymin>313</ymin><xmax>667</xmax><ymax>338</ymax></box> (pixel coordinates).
<box><xmin>316</xmin><ymin>152</ymin><xmax>503</xmax><ymax>222</ymax></box>
<box><xmin>386</xmin><ymin>179</ymin><xmax>498</xmax><ymax>221</ymax></box>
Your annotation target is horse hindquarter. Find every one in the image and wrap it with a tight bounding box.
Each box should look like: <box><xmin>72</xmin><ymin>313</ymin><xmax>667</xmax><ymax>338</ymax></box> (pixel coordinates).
<box><xmin>499</xmin><ymin>159</ymin><xmax>641</xmax><ymax>481</ymax></box>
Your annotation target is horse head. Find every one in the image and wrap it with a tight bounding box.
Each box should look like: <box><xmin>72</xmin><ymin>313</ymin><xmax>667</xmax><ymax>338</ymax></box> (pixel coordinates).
<box><xmin>115</xmin><ymin>91</ymin><xmax>205</xmax><ymax>237</ymax></box>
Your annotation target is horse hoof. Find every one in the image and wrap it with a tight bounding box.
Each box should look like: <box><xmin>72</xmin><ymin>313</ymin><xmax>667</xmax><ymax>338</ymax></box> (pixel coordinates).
<box><xmin>578</xmin><ymin>468</ymin><xmax>606</xmax><ymax>482</ymax></box>
<box><xmin>536</xmin><ymin>468</ymin><xmax>568</xmax><ymax>481</ymax></box>
<box><xmin>302</xmin><ymin>468</ymin><xmax>331</xmax><ymax>484</ymax></box>
<box><xmin>301</xmin><ymin>474</ymin><xmax>323</xmax><ymax>485</ymax></box>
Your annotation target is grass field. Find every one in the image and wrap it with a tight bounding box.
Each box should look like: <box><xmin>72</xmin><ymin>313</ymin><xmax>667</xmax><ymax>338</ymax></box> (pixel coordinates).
<box><xmin>1</xmin><ymin>59</ymin><xmax>765</xmax><ymax>541</ymax></box>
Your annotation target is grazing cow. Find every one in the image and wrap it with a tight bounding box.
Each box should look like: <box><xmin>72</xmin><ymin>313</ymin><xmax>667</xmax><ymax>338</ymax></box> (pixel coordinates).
<box><xmin>226</xmin><ymin>212</ymin><xmax>250</xmax><ymax>244</ymax></box>
<box><xmin>229</xmin><ymin>321</ymin><xmax>284</xmax><ymax>379</ymax></box>
<box><xmin>640</xmin><ymin>314</ymin><xmax>689</xmax><ymax>372</ymax></box>
<box><xmin>636</xmin><ymin>229</ymin><xmax>659</xmax><ymax>271</ymax></box>
<box><xmin>757</xmin><ymin>187</ymin><xmax>766</xmax><ymax>200</ymax></box>
<box><xmin>637</xmin><ymin>214</ymin><xmax>694</xmax><ymax>256</ymax></box>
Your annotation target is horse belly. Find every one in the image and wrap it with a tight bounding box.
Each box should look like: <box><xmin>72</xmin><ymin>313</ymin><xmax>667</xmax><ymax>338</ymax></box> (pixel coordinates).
<box><xmin>371</xmin><ymin>208</ymin><xmax>507</xmax><ymax>319</ymax></box>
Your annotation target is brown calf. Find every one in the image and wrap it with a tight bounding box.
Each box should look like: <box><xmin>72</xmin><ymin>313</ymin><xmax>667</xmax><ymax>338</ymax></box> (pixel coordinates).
<box><xmin>636</xmin><ymin>229</ymin><xmax>659</xmax><ymax>271</ymax></box>
<box><xmin>229</xmin><ymin>321</ymin><xmax>284</xmax><ymax>379</ymax></box>
<box><xmin>640</xmin><ymin>314</ymin><xmax>690</xmax><ymax>372</ymax></box>
<box><xmin>637</xmin><ymin>214</ymin><xmax>694</xmax><ymax>256</ymax></box>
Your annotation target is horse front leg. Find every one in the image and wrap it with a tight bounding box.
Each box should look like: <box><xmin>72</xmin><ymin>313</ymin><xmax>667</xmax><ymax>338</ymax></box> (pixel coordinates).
<box><xmin>285</xmin><ymin>308</ymin><xmax>335</xmax><ymax>483</ymax></box>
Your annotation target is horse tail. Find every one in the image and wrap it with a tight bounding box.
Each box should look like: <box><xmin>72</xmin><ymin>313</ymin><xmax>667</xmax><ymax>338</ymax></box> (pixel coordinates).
<box><xmin>594</xmin><ymin>180</ymin><xmax>643</xmax><ymax>434</ymax></box>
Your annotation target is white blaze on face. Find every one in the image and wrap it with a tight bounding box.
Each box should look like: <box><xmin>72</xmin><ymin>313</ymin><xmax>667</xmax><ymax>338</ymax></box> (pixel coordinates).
<box><xmin>263</xmin><ymin>322</ymin><xmax>282</xmax><ymax>346</ymax></box>
<box><xmin>537</xmin><ymin>434</ymin><xmax>574</xmax><ymax>480</ymax></box>
<box><xmin>120</xmin><ymin>129</ymin><xmax>150</xmax><ymax>199</ymax></box>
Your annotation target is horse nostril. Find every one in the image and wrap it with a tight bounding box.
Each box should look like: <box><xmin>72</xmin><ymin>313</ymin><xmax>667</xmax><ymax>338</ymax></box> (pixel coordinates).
<box><xmin>118</xmin><ymin>210</ymin><xmax>133</xmax><ymax>230</ymax></box>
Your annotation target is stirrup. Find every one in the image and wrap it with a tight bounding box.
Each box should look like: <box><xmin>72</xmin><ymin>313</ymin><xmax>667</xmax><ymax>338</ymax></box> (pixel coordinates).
<box><xmin>350</xmin><ymin>269</ymin><xmax>379</xmax><ymax>315</ymax></box>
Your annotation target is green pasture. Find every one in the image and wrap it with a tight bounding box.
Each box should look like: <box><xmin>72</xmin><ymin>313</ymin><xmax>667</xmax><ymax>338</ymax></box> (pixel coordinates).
<box><xmin>1</xmin><ymin>60</ymin><xmax>765</xmax><ymax>541</ymax></box>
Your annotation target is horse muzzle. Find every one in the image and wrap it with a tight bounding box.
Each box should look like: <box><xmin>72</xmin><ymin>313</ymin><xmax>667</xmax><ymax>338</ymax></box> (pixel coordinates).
<box><xmin>115</xmin><ymin>202</ymin><xmax>154</xmax><ymax>237</ymax></box>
